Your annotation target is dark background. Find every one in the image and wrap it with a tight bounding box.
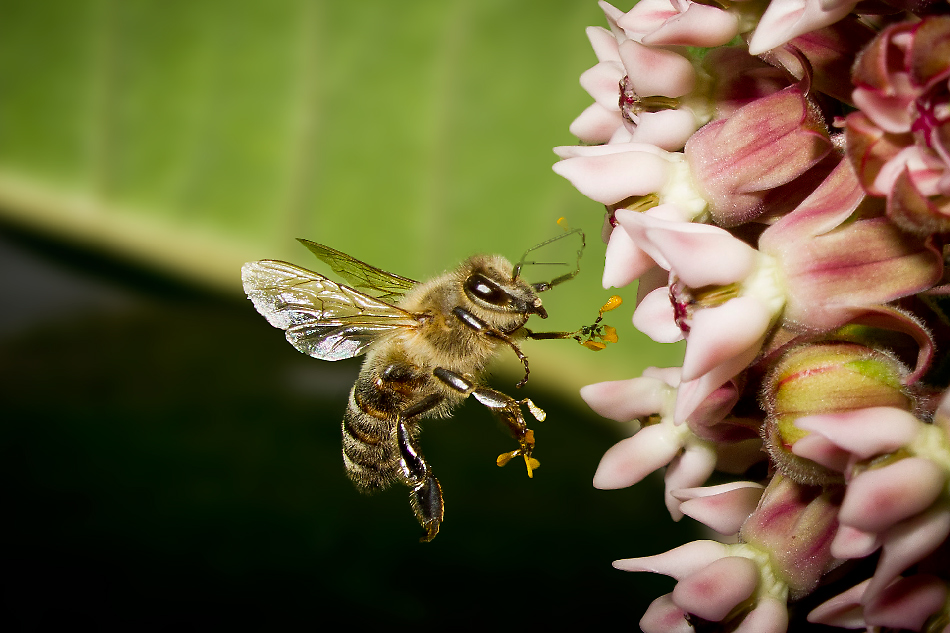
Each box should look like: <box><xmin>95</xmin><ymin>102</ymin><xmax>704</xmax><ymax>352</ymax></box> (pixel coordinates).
<box><xmin>1</xmin><ymin>224</ymin><xmax>697</xmax><ymax>630</ymax></box>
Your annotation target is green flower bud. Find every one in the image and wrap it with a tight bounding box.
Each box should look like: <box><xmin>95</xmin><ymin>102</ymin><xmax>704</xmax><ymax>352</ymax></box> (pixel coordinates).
<box><xmin>762</xmin><ymin>340</ymin><xmax>914</xmax><ymax>485</ymax></box>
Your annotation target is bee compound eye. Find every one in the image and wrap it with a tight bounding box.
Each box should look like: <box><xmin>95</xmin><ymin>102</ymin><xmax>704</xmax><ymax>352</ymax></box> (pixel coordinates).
<box><xmin>464</xmin><ymin>273</ymin><xmax>509</xmax><ymax>306</ymax></box>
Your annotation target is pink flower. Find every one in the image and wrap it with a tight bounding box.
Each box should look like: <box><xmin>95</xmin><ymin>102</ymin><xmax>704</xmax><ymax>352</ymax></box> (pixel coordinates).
<box><xmin>616</xmin><ymin>540</ymin><xmax>791</xmax><ymax>632</ymax></box>
<box><xmin>570</xmin><ymin>4</ymin><xmax>707</xmax><ymax>150</ymax></box>
<box><xmin>620</xmin><ymin>476</ymin><xmax>847</xmax><ymax>631</ymax></box>
<box><xmin>582</xmin><ymin>368</ymin><xmax>721</xmax><ymax>519</ymax></box>
<box><xmin>747</xmin><ymin>0</ymin><xmax>859</xmax><ymax>55</ymax></box>
<box><xmin>739</xmin><ymin>475</ymin><xmax>843</xmax><ymax>600</ymax></box>
<box><xmin>617</xmin><ymin>0</ymin><xmax>740</xmax><ymax>48</ymax></box>
<box><xmin>809</xmin><ymin>575</ymin><xmax>949</xmax><ymax>631</ymax></box>
<box><xmin>759</xmin><ymin>159</ymin><xmax>944</xmax><ymax>332</ymax></box>
<box><xmin>616</xmin><ymin>211</ymin><xmax>785</xmax><ymax>423</ymax></box>
<box><xmin>555</xmin><ymin>4</ymin><xmax>950</xmax><ymax>629</ymax></box>
<box><xmin>771</xmin><ymin>16</ymin><xmax>875</xmax><ymax>106</ymax></box>
<box><xmin>552</xmin><ymin>143</ymin><xmax>690</xmax><ymax>206</ymax></box>
<box><xmin>846</xmin><ymin>16</ymin><xmax>950</xmax><ymax>235</ymax></box>
<box><xmin>685</xmin><ymin>84</ymin><xmax>833</xmax><ymax>226</ymax></box>
<box><xmin>614</xmin><ymin>41</ymin><xmax>705</xmax><ymax>150</ymax></box>
<box><xmin>673</xmin><ymin>481</ymin><xmax>765</xmax><ymax>535</ymax></box>
<box><xmin>794</xmin><ymin>399</ymin><xmax>950</xmax><ymax>601</ymax></box>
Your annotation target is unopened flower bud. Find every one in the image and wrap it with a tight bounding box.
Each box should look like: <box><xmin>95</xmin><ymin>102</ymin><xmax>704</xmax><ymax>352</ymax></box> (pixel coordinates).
<box><xmin>762</xmin><ymin>340</ymin><xmax>914</xmax><ymax>485</ymax></box>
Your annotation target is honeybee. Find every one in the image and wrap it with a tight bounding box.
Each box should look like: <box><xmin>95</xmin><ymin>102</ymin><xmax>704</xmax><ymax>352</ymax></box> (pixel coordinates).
<box><xmin>241</xmin><ymin>230</ymin><xmax>617</xmax><ymax>541</ymax></box>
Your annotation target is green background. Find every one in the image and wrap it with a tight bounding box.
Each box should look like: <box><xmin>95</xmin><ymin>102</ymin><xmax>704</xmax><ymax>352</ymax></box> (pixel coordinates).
<box><xmin>1</xmin><ymin>0</ymin><xmax>691</xmax><ymax>628</ymax></box>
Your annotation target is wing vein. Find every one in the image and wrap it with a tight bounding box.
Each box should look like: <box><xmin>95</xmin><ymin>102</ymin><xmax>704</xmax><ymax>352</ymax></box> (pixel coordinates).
<box><xmin>241</xmin><ymin>259</ymin><xmax>419</xmax><ymax>361</ymax></box>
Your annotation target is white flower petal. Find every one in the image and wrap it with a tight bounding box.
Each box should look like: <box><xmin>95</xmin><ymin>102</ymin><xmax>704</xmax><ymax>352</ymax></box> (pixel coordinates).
<box><xmin>553</xmin><ymin>148</ymin><xmax>672</xmax><ymax>205</ymax></box>
<box><xmin>640</xmin><ymin>594</ymin><xmax>693</xmax><ymax>633</ymax></box>
<box><xmin>795</xmin><ymin>407</ymin><xmax>922</xmax><ymax>459</ymax></box>
<box><xmin>830</xmin><ymin>525</ymin><xmax>881</xmax><ymax>559</ymax></box>
<box><xmin>633</xmin><ymin>286</ymin><xmax>684</xmax><ymax>344</ymax></box>
<box><xmin>598</xmin><ymin>0</ymin><xmax>630</xmax><ymax>40</ymax></box>
<box><xmin>664</xmin><ymin>443</ymin><xmax>717</xmax><ymax>521</ymax></box>
<box><xmin>579</xmin><ymin>60</ymin><xmax>625</xmax><ymax>109</ymax></box>
<box><xmin>603</xmin><ymin>225</ymin><xmax>655</xmax><ymax>289</ymax></box>
<box><xmin>614</xmin><ymin>209</ymin><xmax>675</xmax><ymax>269</ymax></box>
<box><xmin>866</xmin><ymin>506</ymin><xmax>950</xmax><ymax>601</ymax></box>
<box><xmin>586</xmin><ymin>25</ymin><xmax>621</xmax><ymax>62</ymax></box>
<box><xmin>733</xmin><ymin>596</ymin><xmax>789</xmax><ymax>633</ymax></box>
<box><xmin>791</xmin><ymin>433</ymin><xmax>851</xmax><ymax>472</ymax></box>
<box><xmin>808</xmin><ymin>579</ymin><xmax>870</xmax><ymax>628</ymax></box>
<box><xmin>640</xmin><ymin>2</ymin><xmax>740</xmax><ymax>47</ymax></box>
<box><xmin>593</xmin><ymin>423</ymin><xmax>684</xmax><ymax>489</ymax></box>
<box><xmin>840</xmin><ymin>458</ymin><xmax>946</xmax><ymax>534</ymax></box>
<box><xmin>613</xmin><ymin>540</ymin><xmax>728</xmax><ymax>578</ymax></box>
<box><xmin>672</xmin><ymin>556</ymin><xmax>759</xmax><ymax>621</ymax></box>
<box><xmin>675</xmin><ymin>342</ymin><xmax>762</xmax><ymax>425</ymax></box>
<box><xmin>676</xmin><ymin>482</ymin><xmax>765</xmax><ymax>535</ymax></box>
<box><xmin>630</xmin><ymin>110</ymin><xmax>699</xmax><ymax>151</ymax></box>
<box><xmin>617</xmin><ymin>0</ymin><xmax>679</xmax><ymax>37</ymax></box>
<box><xmin>620</xmin><ymin>39</ymin><xmax>696</xmax><ymax>98</ymax></box>
<box><xmin>865</xmin><ymin>574</ymin><xmax>949</xmax><ymax>631</ymax></box>
<box><xmin>569</xmin><ymin>102</ymin><xmax>623</xmax><ymax>144</ymax></box>
<box><xmin>748</xmin><ymin>0</ymin><xmax>857</xmax><ymax>55</ymax></box>
<box><xmin>642</xmin><ymin>365</ymin><xmax>683</xmax><ymax>387</ymax></box>
<box><xmin>681</xmin><ymin>297</ymin><xmax>771</xmax><ymax>383</ymax></box>
<box><xmin>580</xmin><ymin>375</ymin><xmax>672</xmax><ymax>422</ymax></box>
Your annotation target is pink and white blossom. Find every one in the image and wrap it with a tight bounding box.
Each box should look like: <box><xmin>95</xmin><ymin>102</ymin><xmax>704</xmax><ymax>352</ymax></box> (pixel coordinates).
<box><xmin>556</xmin><ymin>2</ymin><xmax>950</xmax><ymax>630</ymax></box>
<box><xmin>582</xmin><ymin>368</ymin><xmax>720</xmax><ymax>519</ymax></box>
<box><xmin>616</xmin><ymin>211</ymin><xmax>785</xmax><ymax>423</ymax></box>
<box><xmin>616</xmin><ymin>540</ymin><xmax>791</xmax><ymax>632</ymax></box>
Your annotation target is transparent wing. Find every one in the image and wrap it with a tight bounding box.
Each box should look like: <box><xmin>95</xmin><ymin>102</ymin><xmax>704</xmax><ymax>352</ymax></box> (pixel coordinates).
<box><xmin>297</xmin><ymin>239</ymin><xmax>418</xmax><ymax>301</ymax></box>
<box><xmin>241</xmin><ymin>260</ymin><xmax>420</xmax><ymax>361</ymax></box>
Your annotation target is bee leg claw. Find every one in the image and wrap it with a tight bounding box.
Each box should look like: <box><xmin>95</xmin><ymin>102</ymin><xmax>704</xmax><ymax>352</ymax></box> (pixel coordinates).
<box><xmin>415</xmin><ymin>479</ymin><xmax>442</xmax><ymax>542</ymax></box>
<box><xmin>420</xmin><ymin>521</ymin><xmax>440</xmax><ymax>543</ymax></box>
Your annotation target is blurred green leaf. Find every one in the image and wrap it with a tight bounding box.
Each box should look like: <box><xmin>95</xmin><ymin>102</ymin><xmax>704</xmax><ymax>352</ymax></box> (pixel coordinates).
<box><xmin>0</xmin><ymin>0</ymin><xmax>682</xmax><ymax>387</ymax></box>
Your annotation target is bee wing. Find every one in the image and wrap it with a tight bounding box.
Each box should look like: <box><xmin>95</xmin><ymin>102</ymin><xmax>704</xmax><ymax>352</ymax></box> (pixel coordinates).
<box><xmin>297</xmin><ymin>239</ymin><xmax>418</xmax><ymax>301</ymax></box>
<box><xmin>242</xmin><ymin>260</ymin><xmax>420</xmax><ymax>361</ymax></box>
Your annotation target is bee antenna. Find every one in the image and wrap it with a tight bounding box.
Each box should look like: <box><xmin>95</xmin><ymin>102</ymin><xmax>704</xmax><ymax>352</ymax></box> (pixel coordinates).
<box><xmin>513</xmin><ymin>228</ymin><xmax>585</xmax><ymax>292</ymax></box>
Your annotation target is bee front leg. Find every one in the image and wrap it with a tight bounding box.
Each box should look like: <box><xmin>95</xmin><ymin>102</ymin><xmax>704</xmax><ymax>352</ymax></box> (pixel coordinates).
<box><xmin>452</xmin><ymin>307</ymin><xmax>531</xmax><ymax>388</ymax></box>
<box><xmin>433</xmin><ymin>367</ymin><xmax>546</xmax><ymax>477</ymax></box>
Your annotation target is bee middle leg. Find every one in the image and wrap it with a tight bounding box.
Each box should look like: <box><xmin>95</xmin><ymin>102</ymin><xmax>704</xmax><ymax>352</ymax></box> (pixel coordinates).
<box><xmin>433</xmin><ymin>367</ymin><xmax>546</xmax><ymax>477</ymax></box>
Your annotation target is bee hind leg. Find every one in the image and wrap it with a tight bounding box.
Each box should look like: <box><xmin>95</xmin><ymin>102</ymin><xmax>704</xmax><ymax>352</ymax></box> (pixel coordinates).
<box><xmin>433</xmin><ymin>367</ymin><xmax>545</xmax><ymax>477</ymax></box>
<box><xmin>396</xmin><ymin>418</ymin><xmax>444</xmax><ymax>542</ymax></box>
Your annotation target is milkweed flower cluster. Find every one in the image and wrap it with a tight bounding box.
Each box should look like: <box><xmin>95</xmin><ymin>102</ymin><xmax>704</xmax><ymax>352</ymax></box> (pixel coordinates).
<box><xmin>558</xmin><ymin>2</ymin><xmax>950</xmax><ymax>631</ymax></box>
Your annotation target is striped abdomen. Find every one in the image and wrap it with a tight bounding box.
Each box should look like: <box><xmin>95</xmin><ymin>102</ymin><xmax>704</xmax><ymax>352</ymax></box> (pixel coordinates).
<box><xmin>341</xmin><ymin>381</ymin><xmax>400</xmax><ymax>491</ymax></box>
<box><xmin>340</xmin><ymin>357</ymin><xmax>441</xmax><ymax>492</ymax></box>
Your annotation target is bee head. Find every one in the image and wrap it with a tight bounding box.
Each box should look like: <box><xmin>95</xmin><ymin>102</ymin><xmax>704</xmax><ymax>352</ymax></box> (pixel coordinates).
<box><xmin>461</xmin><ymin>255</ymin><xmax>548</xmax><ymax>324</ymax></box>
